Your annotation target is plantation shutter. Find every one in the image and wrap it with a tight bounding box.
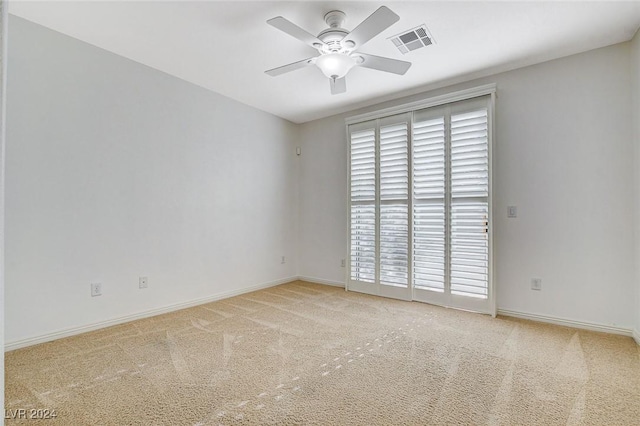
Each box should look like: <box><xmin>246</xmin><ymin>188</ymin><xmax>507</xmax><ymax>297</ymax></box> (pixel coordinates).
<box><xmin>349</xmin><ymin>124</ymin><xmax>376</xmax><ymax>283</ymax></box>
<box><xmin>347</xmin><ymin>90</ymin><xmax>493</xmax><ymax>314</ymax></box>
<box><xmin>348</xmin><ymin>114</ymin><xmax>411</xmax><ymax>299</ymax></box>
<box><xmin>450</xmin><ymin>106</ymin><xmax>489</xmax><ymax>299</ymax></box>
<box><xmin>412</xmin><ymin>109</ymin><xmax>446</xmax><ymax>293</ymax></box>
<box><xmin>379</xmin><ymin>118</ymin><xmax>409</xmax><ymax>288</ymax></box>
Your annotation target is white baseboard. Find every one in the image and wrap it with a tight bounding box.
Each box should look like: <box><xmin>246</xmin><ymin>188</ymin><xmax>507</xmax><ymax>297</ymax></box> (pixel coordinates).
<box><xmin>297</xmin><ymin>275</ymin><xmax>346</xmax><ymax>288</ymax></box>
<box><xmin>5</xmin><ymin>276</ymin><xmax>298</xmax><ymax>352</ymax></box>
<box><xmin>9</xmin><ymin>279</ymin><xmax>633</xmax><ymax>351</ymax></box>
<box><xmin>498</xmin><ymin>309</ymin><xmax>633</xmax><ymax>337</ymax></box>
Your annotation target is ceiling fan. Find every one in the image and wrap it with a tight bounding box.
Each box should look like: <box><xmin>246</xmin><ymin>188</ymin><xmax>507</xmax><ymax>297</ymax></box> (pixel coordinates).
<box><xmin>265</xmin><ymin>6</ymin><xmax>411</xmax><ymax>95</ymax></box>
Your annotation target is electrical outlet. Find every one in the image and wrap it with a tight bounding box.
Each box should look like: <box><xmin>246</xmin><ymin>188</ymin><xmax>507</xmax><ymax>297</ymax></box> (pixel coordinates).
<box><xmin>91</xmin><ymin>282</ymin><xmax>102</xmax><ymax>297</ymax></box>
<box><xmin>531</xmin><ymin>278</ymin><xmax>542</xmax><ymax>291</ymax></box>
<box><xmin>281</xmin><ymin>256</ymin><xmax>285</xmax><ymax>264</ymax></box>
<box><xmin>341</xmin><ymin>259</ymin><xmax>346</xmax><ymax>267</ymax></box>
<box><xmin>139</xmin><ymin>276</ymin><xmax>148</xmax><ymax>289</ymax></box>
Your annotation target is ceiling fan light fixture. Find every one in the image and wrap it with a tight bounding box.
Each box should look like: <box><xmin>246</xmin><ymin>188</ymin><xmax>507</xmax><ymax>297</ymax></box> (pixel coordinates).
<box><xmin>265</xmin><ymin>6</ymin><xmax>409</xmax><ymax>94</ymax></box>
<box><xmin>315</xmin><ymin>53</ymin><xmax>355</xmax><ymax>79</ymax></box>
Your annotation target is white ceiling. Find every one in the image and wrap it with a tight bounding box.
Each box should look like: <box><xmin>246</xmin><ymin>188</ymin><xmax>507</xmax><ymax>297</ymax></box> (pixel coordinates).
<box><xmin>9</xmin><ymin>1</ymin><xmax>640</xmax><ymax>123</ymax></box>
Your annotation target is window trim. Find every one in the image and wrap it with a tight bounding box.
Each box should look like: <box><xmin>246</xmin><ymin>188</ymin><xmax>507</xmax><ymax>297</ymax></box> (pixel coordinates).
<box><xmin>345</xmin><ymin>83</ymin><xmax>496</xmax><ymax>125</ymax></box>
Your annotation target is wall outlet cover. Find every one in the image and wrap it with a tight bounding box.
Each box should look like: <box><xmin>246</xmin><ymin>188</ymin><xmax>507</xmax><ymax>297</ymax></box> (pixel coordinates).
<box><xmin>139</xmin><ymin>276</ymin><xmax>148</xmax><ymax>289</ymax></box>
<box><xmin>531</xmin><ymin>278</ymin><xmax>542</xmax><ymax>291</ymax></box>
<box><xmin>91</xmin><ymin>282</ymin><xmax>102</xmax><ymax>297</ymax></box>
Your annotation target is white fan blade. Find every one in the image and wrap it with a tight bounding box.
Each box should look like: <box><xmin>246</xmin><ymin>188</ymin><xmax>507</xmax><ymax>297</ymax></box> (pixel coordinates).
<box><xmin>267</xmin><ymin>16</ymin><xmax>326</xmax><ymax>49</ymax></box>
<box><xmin>330</xmin><ymin>77</ymin><xmax>346</xmax><ymax>95</ymax></box>
<box><xmin>342</xmin><ymin>6</ymin><xmax>399</xmax><ymax>49</ymax></box>
<box><xmin>356</xmin><ymin>53</ymin><xmax>411</xmax><ymax>75</ymax></box>
<box><xmin>265</xmin><ymin>57</ymin><xmax>316</xmax><ymax>77</ymax></box>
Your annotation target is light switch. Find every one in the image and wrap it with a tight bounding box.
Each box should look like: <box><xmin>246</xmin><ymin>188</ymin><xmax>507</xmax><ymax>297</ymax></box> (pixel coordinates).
<box><xmin>507</xmin><ymin>206</ymin><xmax>517</xmax><ymax>218</ymax></box>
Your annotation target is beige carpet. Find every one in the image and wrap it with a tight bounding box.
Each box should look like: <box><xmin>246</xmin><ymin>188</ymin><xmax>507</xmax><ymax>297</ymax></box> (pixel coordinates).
<box><xmin>5</xmin><ymin>281</ymin><xmax>640</xmax><ymax>425</ymax></box>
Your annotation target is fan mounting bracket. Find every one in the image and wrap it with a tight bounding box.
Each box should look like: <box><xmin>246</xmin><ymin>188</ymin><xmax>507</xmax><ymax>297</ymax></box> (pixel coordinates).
<box><xmin>324</xmin><ymin>10</ymin><xmax>346</xmax><ymax>28</ymax></box>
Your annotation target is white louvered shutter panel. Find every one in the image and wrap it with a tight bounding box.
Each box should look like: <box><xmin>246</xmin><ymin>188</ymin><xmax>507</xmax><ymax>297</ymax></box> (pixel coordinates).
<box><xmin>450</xmin><ymin>108</ymin><xmax>489</xmax><ymax>298</ymax></box>
<box><xmin>350</xmin><ymin>127</ymin><xmax>376</xmax><ymax>283</ymax></box>
<box><xmin>412</xmin><ymin>113</ymin><xmax>446</xmax><ymax>292</ymax></box>
<box><xmin>348</xmin><ymin>95</ymin><xmax>492</xmax><ymax>311</ymax></box>
<box><xmin>379</xmin><ymin>121</ymin><xmax>409</xmax><ymax>287</ymax></box>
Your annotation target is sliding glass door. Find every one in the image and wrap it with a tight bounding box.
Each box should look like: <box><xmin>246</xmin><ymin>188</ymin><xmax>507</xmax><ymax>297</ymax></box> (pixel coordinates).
<box><xmin>348</xmin><ymin>95</ymin><xmax>493</xmax><ymax>314</ymax></box>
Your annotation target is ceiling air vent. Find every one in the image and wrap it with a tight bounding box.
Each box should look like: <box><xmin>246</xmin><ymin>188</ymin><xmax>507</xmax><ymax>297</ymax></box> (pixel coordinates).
<box><xmin>389</xmin><ymin>25</ymin><xmax>434</xmax><ymax>54</ymax></box>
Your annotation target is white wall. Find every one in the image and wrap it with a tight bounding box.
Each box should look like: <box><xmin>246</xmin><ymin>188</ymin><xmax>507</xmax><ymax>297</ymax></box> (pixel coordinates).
<box><xmin>299</xmin><ymin>42</ymin><xmax>636</xmax><ymax>330</ymax></box>
<box><xmin>298</xmin><ymin>116</ymin><xmax>348</xmax><ymax>285</ymax></box>
<box><xmin>0</xmin><ymin>1</ymin><xmax>7</xmax><ymax>420</ymax></box>
<box><xmin>632</xmin><ymin>29</ymin><xmax>640</xmax><ymax>342</ymax></box>
<box><xmin>6</xmin><ymin>16</ymin><xmax>299</xmax><ymax>345</ymax></box>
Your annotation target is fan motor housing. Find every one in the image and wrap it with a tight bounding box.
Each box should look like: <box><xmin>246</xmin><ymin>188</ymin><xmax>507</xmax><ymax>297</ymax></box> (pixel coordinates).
<box><xmin>318</xmin><ymin>28</ymin><xmax>349</xmax><ymax>52</ymax></box>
